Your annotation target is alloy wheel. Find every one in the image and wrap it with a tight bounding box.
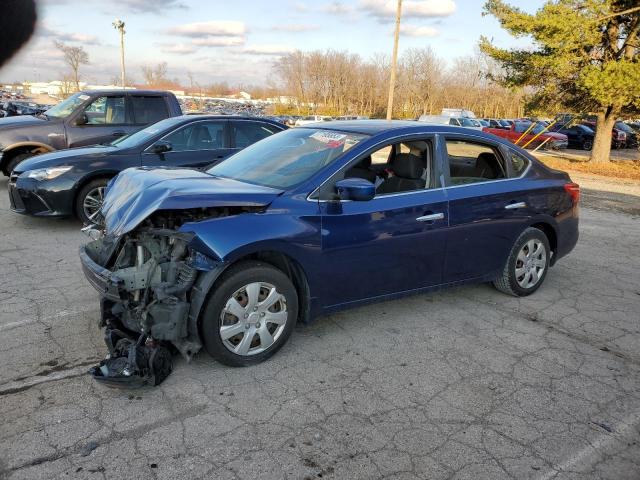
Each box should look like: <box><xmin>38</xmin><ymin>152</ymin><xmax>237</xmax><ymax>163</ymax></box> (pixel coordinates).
<box><xmin>82</xmin><ymin>186</ymin><xmax>105</xmax><ymax>222</ymax></box>
<box><xmin>515</xmin><ymin>239</ymin><xmax>546</xmax><ymax>289</ymax></box>
<box><xmin>219</xmin><ymin>282</ymin><xmax>288</xmax><ymax>356</ymax></box>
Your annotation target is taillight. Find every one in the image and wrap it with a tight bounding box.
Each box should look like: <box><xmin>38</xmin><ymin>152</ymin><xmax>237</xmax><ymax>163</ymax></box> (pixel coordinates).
<box><xmin>564</xmin><ymin>182</ymin><xmax>580</xmax><ymax>204</ymax></box>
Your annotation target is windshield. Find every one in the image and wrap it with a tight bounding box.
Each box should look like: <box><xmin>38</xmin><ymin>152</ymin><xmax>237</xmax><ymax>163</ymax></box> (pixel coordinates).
<box><xmin>207</xmin><ymin>128</ymin><xmax>367</xmax><ymax>189</ymax></box>
<box><xmin>615</xmin><ymin>122</ymin><xmax>633</xmax><ymax>133</ymax></box>
<box><xmin>44</xmin><ymin>92</ymin><xmax>88</xmax><ymax>119</ymax></box>
<box><xmin>110</xmin><ymin>117</ymin><xmax>182</xmax><ymax>148</ymax></box>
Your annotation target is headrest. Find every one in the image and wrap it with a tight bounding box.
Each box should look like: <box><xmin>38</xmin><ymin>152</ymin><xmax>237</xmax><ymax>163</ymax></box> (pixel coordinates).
<box><xmin>360</xmin><ymin>155</ymin><xmax>372</xmax><ymax>168</ymax></box>
<box><xmin>476</xmin><ymin>152</ymin><xmax>499</xmax><ymax>178</ymax></box>
<box><xmin>393</xmin><ymin>153</ymin><xmax>423</xmax><ymax>179</ymax></box>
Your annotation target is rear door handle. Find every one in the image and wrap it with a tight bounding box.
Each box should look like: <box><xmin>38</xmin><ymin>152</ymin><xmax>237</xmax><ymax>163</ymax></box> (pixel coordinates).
<box><xmin>416</xmin><ymin>212</ymin><xmax>444</xmax><ymax>222</ymax></box>
<box><xmin>505</xmin><ymin>201</ymin><xmax>526</xmax><ymax>210</ymax></box>
<box><xmin>111</xmin><ymin>130</ymin><xmax>126</xmax><ymax>137</ymax></box>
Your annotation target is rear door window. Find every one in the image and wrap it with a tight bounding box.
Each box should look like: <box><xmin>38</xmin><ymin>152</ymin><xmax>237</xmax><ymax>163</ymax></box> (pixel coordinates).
<box><xmin>131</xmin><ymin>96</ymin><xmax>169</xmax><ymax>125</ymax></box>
<box><xmin>161</xmin><ymin>121</ymin><xmax>227</xmax><ymax>152</ymax></box>
<box><xmin>445</xmin><ymin>139</ymin><xmax>507</xmax><ymax>186</ymax></box>
<box><xmin>231</xmin><ymin>121</ymin><xmax>281</xmax><ymax>148</ymax></box>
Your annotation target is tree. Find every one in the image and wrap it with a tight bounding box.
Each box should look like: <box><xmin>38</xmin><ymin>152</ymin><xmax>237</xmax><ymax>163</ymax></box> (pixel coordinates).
<box><xmin>480</xmin><ymin>1</ymin><xmax>640</xmax><ymax>163</ymax></box>
<box><xmin>141</xmin><ymin>62</ymin><xmax>168</xmax><ymax>86</ymax></box>
<box><xmin>54</xmin><ymin>41</ymin><xmax>89</xmax><ymax>92</ymax></box>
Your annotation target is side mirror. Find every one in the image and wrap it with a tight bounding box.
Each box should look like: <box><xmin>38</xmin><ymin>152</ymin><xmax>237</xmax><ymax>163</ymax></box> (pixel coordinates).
<box><xmin>335</xmin><ymin>178</ymin><xmax>376</xmax><ymax>201</ymax></box>
<box><xmin>74</xmin><ymin>113</ymin><xmax>88</xmax><ymax>126</ymax></box>
<box><xmin>151</xmin><ymin>140</ymin><xmax>172</xmax><ymax>154</ymax></box>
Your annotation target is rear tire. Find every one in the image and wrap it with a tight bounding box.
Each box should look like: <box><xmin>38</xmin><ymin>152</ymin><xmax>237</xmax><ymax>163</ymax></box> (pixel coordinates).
<box><xmin>201</xmin><ymin>261</ymin><xmax>298</xmax><ymax>367</ymax></box>
<box><xmin>76</xmin><ymin>178</ymin><xmax>109</xmax><ymax>225</ymax></box>
<box><xmin>493</xmin><ymin>227</ymin><xmax>550</xmax><ymax>297</ymax></box>
<box><xmin>4</xmin><ymin>152</ymin><xmax>35</xmax><ymax>176</ymax></box>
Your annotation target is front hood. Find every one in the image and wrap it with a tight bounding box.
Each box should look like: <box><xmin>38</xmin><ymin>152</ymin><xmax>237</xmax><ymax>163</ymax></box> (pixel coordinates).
<box><xmin>0</xmin><ymin>114</ymin><xmax>47</xmax><ymax>128</ymax></box>
<box><xmin>101</xmin><ymin>167</ymin><xmax>283</xmax><ymax>236</ymax></box>
<box><xmin>16</xmin><ymin>146</ymin><xmax>117</xmax><ymax>172</ymax></box>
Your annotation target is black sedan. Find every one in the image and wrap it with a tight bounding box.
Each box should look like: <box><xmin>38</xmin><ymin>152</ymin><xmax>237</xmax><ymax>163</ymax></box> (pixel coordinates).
<box><xmin>551</xmin><ymin>124</ymin><xmax>595</xmax><ymax>150</ymax></box>
<box><xmin>8</xmin><ymin>115</ymin><xmax>286</xmax><ymax>223</ymax></box>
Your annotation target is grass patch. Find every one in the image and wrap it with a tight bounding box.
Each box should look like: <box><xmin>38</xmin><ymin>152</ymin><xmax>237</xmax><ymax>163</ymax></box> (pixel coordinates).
<box><xmin>535</xmin><ymin>154</ymin><xmax>640</xmax><ymax>181</ymax></box>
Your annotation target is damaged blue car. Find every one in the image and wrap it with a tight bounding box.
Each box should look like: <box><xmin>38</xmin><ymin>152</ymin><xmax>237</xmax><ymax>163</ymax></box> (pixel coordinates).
<box><xmin>79</xmin><ymin>121</ymin><xmax>579</xmax><ymax>386</ymax></box>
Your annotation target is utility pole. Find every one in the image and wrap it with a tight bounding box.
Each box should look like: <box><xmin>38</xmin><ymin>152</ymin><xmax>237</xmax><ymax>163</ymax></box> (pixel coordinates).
<box><xmin>386</xmin><ymin>0</ymin><xmax>402</xmax><ymax>120</ymax></box>
<box><xmin>112</xmin><ymin>19</ymin><xmax>126</xmax><ymax>89</ymax></box>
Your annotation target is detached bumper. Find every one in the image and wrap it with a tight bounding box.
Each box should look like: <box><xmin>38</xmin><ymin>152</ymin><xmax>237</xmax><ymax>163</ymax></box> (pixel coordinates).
<box><xmin>79</xmin><ymin>245</ymin><xmax>124</xmax><ymax>301</ymax></box>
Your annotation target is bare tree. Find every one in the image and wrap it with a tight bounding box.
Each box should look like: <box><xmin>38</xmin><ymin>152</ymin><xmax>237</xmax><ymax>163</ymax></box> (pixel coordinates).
<box><xmin>54</xmin><ymin>41</ymin><xmax>89</xmax><ymax>92</ymax></box>
<box><xmin>141</xmin><ymin>62</ymin><xmax>169</xmax><ymax>86</ymax></box>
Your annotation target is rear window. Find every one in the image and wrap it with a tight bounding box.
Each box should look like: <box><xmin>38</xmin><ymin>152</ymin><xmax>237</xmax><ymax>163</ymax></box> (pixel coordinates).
<box><xmin>131</xmin><ymin>96</ymin><xmax>169</xmax><ymax>124</ymax></box>
<box><xmin>232</xmin><ymin>121</ymin><xmax>281</xmax><ymax>148</ymax></box>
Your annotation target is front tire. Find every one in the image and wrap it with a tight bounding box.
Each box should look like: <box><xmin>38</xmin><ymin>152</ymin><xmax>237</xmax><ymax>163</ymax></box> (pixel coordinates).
<box><xmin>493</xmin><ymin>227</ymin><xmax>550</xmax><ymax>297</ymax></box>
<box><xmin>582</xmin><ymin>139</ymin><xmax>593</xmax><ymax>151</ymax></box>
<box><xmin>4</xmin><ymin>152</ymin><xmax>35</xmax><ymax>175</ymax></box>
<box><xmin>201</xmin><ymin>261</ymin><xmax>298</xmax><ymax>366</ymax></box>
<box><xmin>76</xmin><ymin>178</ymin><xmax>109</xmax><ymax>225</ymax></box>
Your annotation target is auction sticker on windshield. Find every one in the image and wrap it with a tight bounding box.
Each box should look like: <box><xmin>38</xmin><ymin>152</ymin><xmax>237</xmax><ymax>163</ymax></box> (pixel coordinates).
<box><xmin>310</xmin><ymin>131</ymin><xmax>347</xmax><ymax>147</ymax></box>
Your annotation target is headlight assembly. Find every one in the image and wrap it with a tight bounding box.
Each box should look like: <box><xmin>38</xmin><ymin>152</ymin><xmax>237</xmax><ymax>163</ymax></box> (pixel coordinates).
<box><xmin>25</xmin><ymin>166</ymin><xmax>73</xmax><ymax>181</ymax></box>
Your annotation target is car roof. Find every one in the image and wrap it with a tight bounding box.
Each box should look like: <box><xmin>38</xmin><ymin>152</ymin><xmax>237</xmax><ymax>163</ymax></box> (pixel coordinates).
<box><xmin>154</xmin><ymin>114</ymin><xmax>286</xmax><ymax>127</ymax></box>
<box><xmin>297</xmin><ymin>119</ymin><xmax>490</xmax><ymax>137</ymax></box>
<box><xmin>79</xmin><ymin>89</ymin><xmax>173</xmax><ymax>96</ymax></box>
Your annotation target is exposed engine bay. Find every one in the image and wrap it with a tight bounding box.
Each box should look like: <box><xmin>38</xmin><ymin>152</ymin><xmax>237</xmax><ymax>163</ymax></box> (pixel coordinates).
<box><xmin>82</xmin><ymin>207</ymin><xmax>257</xmax><ymax>387</ymax></box>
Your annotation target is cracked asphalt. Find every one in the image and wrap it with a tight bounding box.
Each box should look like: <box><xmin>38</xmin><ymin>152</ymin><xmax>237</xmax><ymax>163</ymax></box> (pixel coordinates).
<box><xmin>1</xmin><ymin>176</ymin><xmax>639</xmax><ymax>480</ymax></box>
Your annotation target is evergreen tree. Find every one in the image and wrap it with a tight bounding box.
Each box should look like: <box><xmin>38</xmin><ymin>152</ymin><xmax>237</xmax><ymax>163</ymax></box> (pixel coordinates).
<box><xmin>481</xmin><ymin>1</ymin><xmax>640</xmax><ymax>163</ymax></box>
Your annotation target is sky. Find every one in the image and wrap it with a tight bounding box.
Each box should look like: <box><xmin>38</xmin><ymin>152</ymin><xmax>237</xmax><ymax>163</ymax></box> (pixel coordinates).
<box><xmin>1</xmin><ymin>0</ymin><xmax>546</xmax><ymax>87</ymax></box>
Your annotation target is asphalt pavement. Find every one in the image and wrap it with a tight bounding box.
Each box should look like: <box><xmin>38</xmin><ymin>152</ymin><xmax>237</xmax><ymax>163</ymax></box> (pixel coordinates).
<box><xmin>0</xmin><ymin>177</ymin><xmax>639</xmax><ymax>480</ymax></box>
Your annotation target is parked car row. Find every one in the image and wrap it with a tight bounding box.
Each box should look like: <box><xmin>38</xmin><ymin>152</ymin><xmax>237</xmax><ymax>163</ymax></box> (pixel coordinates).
<box><xmin>7</xmin><ymin>113</ymin><xmax>285</xmax><ymax>223</ymax></box>
<box><xmin>483</xmin><ymin>121</ymin><xmax>569</xmax><ymax>150</ymax></box>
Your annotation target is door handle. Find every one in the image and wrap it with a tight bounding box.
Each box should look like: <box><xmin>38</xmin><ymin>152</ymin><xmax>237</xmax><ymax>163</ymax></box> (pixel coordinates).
<box><xmin>111</xmin><ymin>130</ymin><xmax>126</xmax><ymax>137</ymax></box>
<box><xmin>505</xmin><ymin>201</ymin><xmax>527</xmax><ymax>210</ymax></box>
<box><xmin>416</xmin><ymin>212</ymin><xmax>444</xmax><ymax>222</ymax></box>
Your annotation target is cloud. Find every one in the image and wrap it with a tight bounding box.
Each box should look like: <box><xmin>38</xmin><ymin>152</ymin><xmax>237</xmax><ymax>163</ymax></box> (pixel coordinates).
<box><xmin>322</xmin><ymin>1</ymin><xmax>353</xmax><ymax>15</ymax></box>
<box><xmin>112</xmin><ymin>0</ymin><xmax>188</xmax><ymax>13</ymax></box>
<box><xmin>168</xmin><ymin>21</ymin><xmax>246</xmax><ymax>38</ymax></box>
<box><xmin>271</xmin><ymin>24</ymin><xmax>320</xmax><ymax>32</ymax></box>
<box><xmin>158</xmin><ymin>43</ymin><xmax>196</xmax><ymax>55</ymax></box>
<box><xmin>192</xmin><ymin>37</ymin><xmax>245</xmax><ymax>47</ymax></box>
<box><xmin>39</xmin><ymin>24</ymin><xmax>101</xmax><ymax>45</ymax></box>
<box><xmin>399</xmin><ymin>24</ymin><xmax>439</xmax><ymax>37</ymax></box>
<box><xmin>362</xmin><ymin>0</ymin><xmax>456</xmax><ymax>21</ymax></box>
<box><xmin>242</xmin><ymin>44</ymin><xmax>296</xmax><ymax>56</ymax></box>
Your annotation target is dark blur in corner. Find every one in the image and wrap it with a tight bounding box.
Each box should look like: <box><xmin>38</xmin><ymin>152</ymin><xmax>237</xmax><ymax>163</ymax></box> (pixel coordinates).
<box><xmin>0</xmin><ymin>0</ymin><xmax>37</xmax><ymax>67</ymax></box>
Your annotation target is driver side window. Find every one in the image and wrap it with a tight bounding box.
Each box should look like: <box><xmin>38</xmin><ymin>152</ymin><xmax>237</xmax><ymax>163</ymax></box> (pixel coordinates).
<box><xmin>83</xmin><ymin>96</ymin><xmax>127</xmax><ymax>125</ymax></box>
<box><xmin>319</xmin><ymin>138</ymin><xmax>434</xmax><ymax>200</ymax></box>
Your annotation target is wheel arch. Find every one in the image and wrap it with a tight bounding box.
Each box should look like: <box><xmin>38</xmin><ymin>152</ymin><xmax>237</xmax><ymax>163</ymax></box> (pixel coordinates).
<box><xmin>190</xmin><ymin>248</ymin><xmax>313</xmax><ymax>345</ymax></box>
<box><xmin>1</xmin><ymin>142</ymin><xmax>54</xmax><ymax>173</ymax></box>
<box><xmin>529</xmin><ymin>221</ymin><xmax>558</xmax><ymax>263</ymax></box>
<box><xmin>72</xmin><ymin>171</ymin><xmax>119</xmax><ymax>214</ymax></box>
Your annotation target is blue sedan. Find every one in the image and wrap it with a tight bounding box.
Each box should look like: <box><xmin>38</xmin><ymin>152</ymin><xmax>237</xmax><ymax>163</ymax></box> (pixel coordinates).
<box><xmin>80</xmin><ymin>121</ymin><xmax>579</xmax><ymax>386</ymax></box>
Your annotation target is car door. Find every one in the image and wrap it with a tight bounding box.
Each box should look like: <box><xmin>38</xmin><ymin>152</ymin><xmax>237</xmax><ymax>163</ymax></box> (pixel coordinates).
<box><xmin>317</xmin><ymin>136</ymin><xmax>449</xmax><ymax>307</ymax></box>
<box><xmin>227</xmin><ymin>120</ymin><xmax>285</xmax><ymax>157</ymax></box>
<box><xmin>66</xmin><ymin>94</ymin><xmax>135</xmax><ymax>147</ymax></box>
<box><xmin>142</xmin><ymin>120</ymin><xmax>233</xmax><ymax>169</ymax></box>
<box><xmin>442</xmin><ymin>134</ymin><xmax>533</xmax><ymax>282</ymax></box>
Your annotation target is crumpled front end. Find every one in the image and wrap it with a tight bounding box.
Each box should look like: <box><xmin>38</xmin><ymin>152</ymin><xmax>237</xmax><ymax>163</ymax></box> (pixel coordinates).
<box><xmin>80</xmin><ymin>210</ymin><xmax>227</xmax><ymax>387</ymax></box>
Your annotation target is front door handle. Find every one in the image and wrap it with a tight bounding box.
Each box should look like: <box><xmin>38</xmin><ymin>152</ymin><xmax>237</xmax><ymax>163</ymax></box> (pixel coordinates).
<box><xmin>505</xmin><ymin>201</ymin><xmax>527</xmax><ymax>210</ymax></box>
<box><xmin>416</xmin><ymin>212</ymin><xmax>444</xmax><ymax>222</ymax></box>
<box><xmin>111</xmin><ymin>130</ymin><xmax>126</xmax><ymax>137</ymax></box>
